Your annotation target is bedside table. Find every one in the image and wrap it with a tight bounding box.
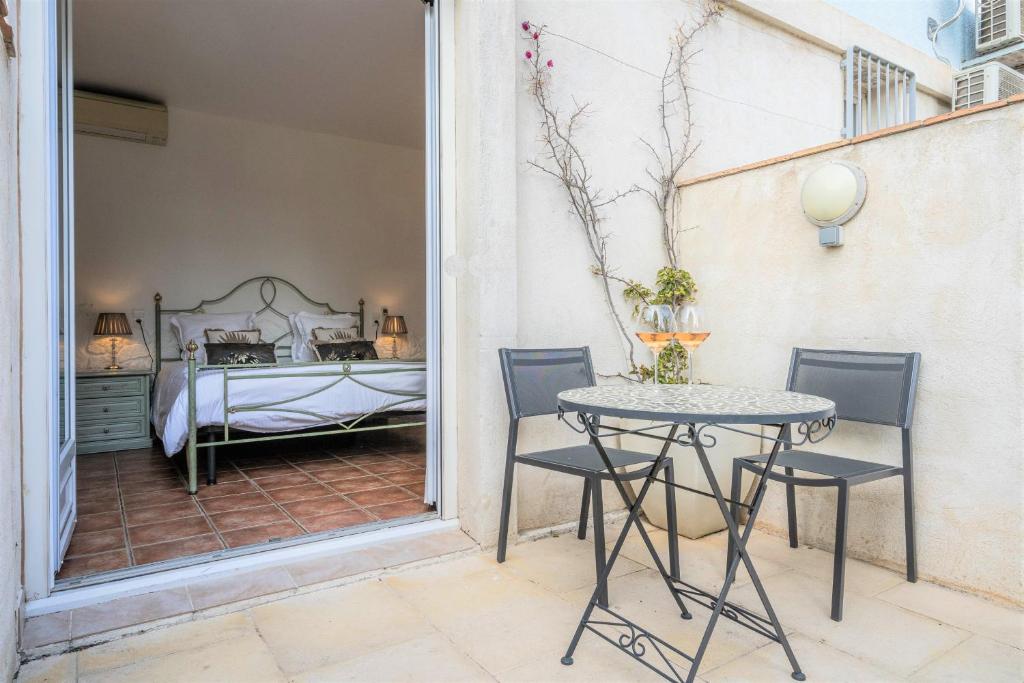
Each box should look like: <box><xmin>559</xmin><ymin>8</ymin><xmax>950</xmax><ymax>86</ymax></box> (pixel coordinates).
<box><xmin>76</xmin><ymin>369</ymin><xmax>154</xmax><ymax>454</ymax></box>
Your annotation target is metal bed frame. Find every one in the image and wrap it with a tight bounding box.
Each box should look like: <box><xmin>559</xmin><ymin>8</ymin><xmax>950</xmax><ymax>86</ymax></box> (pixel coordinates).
<box><xmin>154</xmin><ymin>276</ymin><xmax>426</xmax><ymax>494</ymax></box>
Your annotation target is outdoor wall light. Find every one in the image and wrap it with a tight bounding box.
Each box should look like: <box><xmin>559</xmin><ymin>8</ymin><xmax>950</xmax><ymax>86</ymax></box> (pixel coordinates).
<box><xmin>800</xmin><ymin>161</ymin><xmax>866</xmax><ymax>247</ymax></box>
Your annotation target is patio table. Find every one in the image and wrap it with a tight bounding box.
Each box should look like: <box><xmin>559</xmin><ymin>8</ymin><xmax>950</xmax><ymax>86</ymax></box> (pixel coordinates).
<box><xmin>556</xmin><ymin>383</ymin><xmax>836</xmax><ymax>682</ymax></box>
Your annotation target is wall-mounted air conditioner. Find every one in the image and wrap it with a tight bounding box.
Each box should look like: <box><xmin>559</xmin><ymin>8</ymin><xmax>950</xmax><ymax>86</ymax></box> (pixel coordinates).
<box><xmin>976</xmin><ymin>0</ymin><xmax>1024</xmax><ymax>53</ymax></box>
<box><xmin>73</xmin><ymin>90</ymin><xmax>168</xmax><ymax>145</ymax></box>
<box><xmin>952</xmin><ymin>62</ymin><xmax>1024</xmax><ymax>109</ymax></box>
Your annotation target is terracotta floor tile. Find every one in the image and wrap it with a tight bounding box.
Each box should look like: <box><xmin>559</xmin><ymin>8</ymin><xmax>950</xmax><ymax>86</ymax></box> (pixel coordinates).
<box><xmin>310</xmin><ymin>465</ymin><xmax>366</xmax><ymax>483</ymax></box>
<box><xmin>359</xmin><ymin>460</ymin><xmax>418</xmax><ymax>475</ymax></box>
<box><xmin>300</xmin><ymin>509</ymin><xmax>376</xmax><ymax>533</ymax></box>
<box><xmin>395</xmin><ymin>454</ymin><xmax>427</xmax><ymax>467</ymax></box>
<box><xmin>118</xmin><ymin>477</ymin><xmax>183</xmax><ymax>495</ymax></box>
<box><xmin>76</xmin><ymin>511</ymin><xmax>124</xmax><ymax>533</ymax></box>
<box><xmin>57</xmin><ymin>549</ymin><xmax>130</xmax><ymax>580</ymax></box>
<box><xmin>116</xmin><ymin>457</ymin><xmax>174</xmax><ymax>473</ymax></box>
<box><xmin>122</xmin><ymin>489</ymin><xmax>188</xmax><ymax>509</ymax></box>
<box><xmin>77</xmin><ymin>487</ymin><xmax>120</xmax><ymax>504</ymax></box>
<box><xmin>282</xmin><ymin>495</ymin><xmax>355</xmax><ymax>519</ymax></box>
<box><xmin>208</xmin><ymin>468</ymin><xmax>245</xmax><ymax>482</ymax></box>
<box><xmin>77</xmin><ymin>471</ymin><xmax>114</xmax><ymax>487</ymax></box>
<box><xmin>116</xmin><ymin>467</ymin><xmax>178</xmax><ymax>484</ymax></box>
<box><xmin>296</xmin><ymin>458</ymin><xmax>348</xmax><ymax>472</ymax></box>
<box><xmin>195</xmin><ymin>480</ymin><xmax>258</xmax><ymax>499</ymax></box>
<box><xmin>251</xmin><ymin>472</ymin><xmax>314</xmax><ymax>490</ymax></box>
<box><xmin>341</xmin><ymin>454</ymin><xmax>399</xmax><ymax>466</ymax></box>
<box><xmin>265</xmin><ymin>482</ymin><xmax>333</xmax><ymax>504</ymax></box>
<box><xmin>370</xmin><ymin>500</ymin><xmax>435</xmax><ymax>521</ymax></box>
<box><xmin>382</xmin><ymin>469</ymin><xmax>427</xmax><ymax>486</ymax></box>
<box><xmin>198</xmin><ymin>491</ymin><xmax>273</xmax><ymax>514</ymax></box>
<box><xmin>77</xmin><ymin>497</ymin><xmax>121</xmax><ymax>516</ymax></box>
<box><xmin>234</xmin><ymin>457</ymin><xmax>288</xmax><ymax>470</ymax></box>
<box><xmin>128</xmin><ymin>515</ymin><xmax>214</xmax><ymax>546</ymax></box>
<box><xmin>243</xmin><ymin>463</ymin><xmax>303</xmax><ymax>479</ymax></box>
<box><xmin>329</xmin><ymin>475</ymin><xmax>389</xmax><ymax>494</ymax></box>
<box><xmin>131</xmin><ymin>534</ymin><xmax>225</xmax><ymax>566</ymax></box>
<box><xmin>404</xmin><ymin>481</ymin><xmax>426</xmax><ymax>497</ymax></box>
<box><xmin>209</xmin><ymin>505</ymin><xmax>291</xmax><ymax>532</ymax></box>
<box><xmin>347</xmin><ymin>486</ymin><xmax>416</xmax><ymax>507</ymax></box>
<box><xmin>221</xmin><ymin>521</ymin><xmax>305</xmax><ymax>548</ymax></box>
<box><xmin>283</xmin><ymin>452</ymin><xmax>336</xmax><ymax>463</ymax></box>
<box><xmin>125</xmin><ymin>500</ymin><xmax>202</xmax><ymax>527</ymax></box>
<box><xmin>67</xmin><ymin>527</ymin><xmax>124</xmax><ymax>557</ymax></box>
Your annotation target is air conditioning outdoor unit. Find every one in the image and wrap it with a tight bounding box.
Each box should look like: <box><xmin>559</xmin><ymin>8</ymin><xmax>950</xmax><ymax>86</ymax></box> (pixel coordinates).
<box><xmin>73</xmin><ymin>90</ymin><xmax>168</xmax><ymax>145</ymax></box>
<box><xmin>976</xmin><ymin>0</ymin><xmax>1024</xmax><ymax>53</ymax></box>
<box><xmin>952</xmin><ymin>62</ymin><xmax>1024</xmax><ymax>109</ymax></box>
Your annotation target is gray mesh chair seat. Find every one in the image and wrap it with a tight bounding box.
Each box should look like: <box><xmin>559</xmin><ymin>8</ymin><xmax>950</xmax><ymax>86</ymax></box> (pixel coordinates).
<box><xmin>740</xmin><ymin>451</ymin><xmax>897</xmax><ymax>481</ymax></box>
<box><xmin>728</xmin><ymin>348</ymin><xmax>921</xmax><ymax>622</ymax></box>
<box><xmin>498</xmin><ymin>348</ymin><xmax>680</xmax><ymax>608</ymax></box>
<box><xmin>518</xmin><ymin>445</ymin><xmax>658</xmax><ymax>474</ymax></box>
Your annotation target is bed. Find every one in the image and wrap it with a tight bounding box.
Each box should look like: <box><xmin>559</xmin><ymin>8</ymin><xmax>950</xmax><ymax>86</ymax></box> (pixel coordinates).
<box><xmin>152</xmin><ymin>276</ymin><xmax>428</xmax><ymax>495</ymax></box>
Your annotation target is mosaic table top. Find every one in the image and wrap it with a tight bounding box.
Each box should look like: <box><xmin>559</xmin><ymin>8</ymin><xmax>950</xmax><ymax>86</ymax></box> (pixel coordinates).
<box><xmin>558</xmin><ymin>383</ymin><xmax>836</xmax><ymax>425</ymax></box>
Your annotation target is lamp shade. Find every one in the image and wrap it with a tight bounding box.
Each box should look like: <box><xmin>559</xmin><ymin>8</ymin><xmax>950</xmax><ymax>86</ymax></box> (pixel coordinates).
<box><xmin>381</xmin><ymin>315</ymin><xmax>407</xmax><ymax>336</ymax></box>
<box><xmin>93</xmin><ymin>312</ymin><xmax>133</xmax><ymax>337</ymax></box>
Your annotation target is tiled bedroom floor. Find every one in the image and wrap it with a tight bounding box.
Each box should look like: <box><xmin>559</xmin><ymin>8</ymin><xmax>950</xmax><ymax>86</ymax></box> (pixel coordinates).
<box><xmin>59</xmin><ymin>433</ymin><xmax>432</xmax><ymax>581</ymax></box>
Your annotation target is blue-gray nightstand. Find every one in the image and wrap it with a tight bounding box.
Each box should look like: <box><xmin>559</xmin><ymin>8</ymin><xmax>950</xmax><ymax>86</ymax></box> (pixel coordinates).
<box><xmin>76</xmin><ymin>369</ymin><xmax>153</xmax><ymax>454</ymax></box>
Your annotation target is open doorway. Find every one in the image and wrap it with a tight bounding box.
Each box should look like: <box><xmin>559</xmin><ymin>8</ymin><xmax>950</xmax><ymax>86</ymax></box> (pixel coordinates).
<box><xmin>56</xmin><ymin>0</ymin><xmax>440</xmax><ymax>585</ymax></box>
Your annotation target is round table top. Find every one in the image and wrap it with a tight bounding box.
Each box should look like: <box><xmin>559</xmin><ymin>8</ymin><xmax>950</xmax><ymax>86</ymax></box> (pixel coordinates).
<box><xmin>558</xmin><ymin>384</ymin><xmax>836</xmax><ymax>425</ymax></box>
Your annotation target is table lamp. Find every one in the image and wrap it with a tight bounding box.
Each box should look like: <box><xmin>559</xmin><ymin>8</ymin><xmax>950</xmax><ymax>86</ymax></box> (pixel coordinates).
<box><xmin>380</xmin><ymin>315</ymin><xmax>407</xmax><ymax>360</ymax></box>
<box><xmin>93</xmin><ymin>312</ymin><xmax>133</xmax><ymax>369</ymax></box>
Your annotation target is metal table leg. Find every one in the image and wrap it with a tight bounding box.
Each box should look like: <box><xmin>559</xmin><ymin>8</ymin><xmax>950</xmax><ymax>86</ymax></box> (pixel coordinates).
<box><xmin>561</xmin><ymin>419</ymin><xmax>806</xmax><ymax>683</ymax></box>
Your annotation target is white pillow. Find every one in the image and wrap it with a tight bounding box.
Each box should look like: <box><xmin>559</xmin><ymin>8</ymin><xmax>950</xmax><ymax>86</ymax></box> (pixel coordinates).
<box><xmin>169</xmin><ymin>311</ymin><xmax>257</xmax><ymax>364</ymax></box>
<box><xmin>290</xmin><ymin>312</ymin><xmax>360</xmax><ymax>361</ymax></box>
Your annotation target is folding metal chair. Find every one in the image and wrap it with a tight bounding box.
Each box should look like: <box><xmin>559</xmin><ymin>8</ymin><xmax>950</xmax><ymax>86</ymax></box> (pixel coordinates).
<box><xmin>498</xmin><ymin>347</ymin><xmax>680</xmax><ymax>606</ymax></box>
<box><xmin>730</xmin><ymin>348</ymin><xmax>921</xmax><ymax>621</ymax></box>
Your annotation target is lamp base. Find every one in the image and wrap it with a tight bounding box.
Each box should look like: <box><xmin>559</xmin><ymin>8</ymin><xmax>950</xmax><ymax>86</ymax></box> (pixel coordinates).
<box><xmin>105</xmin><ymin>364</ymin><xmax>121</xmax><ymax>370</ymax></box>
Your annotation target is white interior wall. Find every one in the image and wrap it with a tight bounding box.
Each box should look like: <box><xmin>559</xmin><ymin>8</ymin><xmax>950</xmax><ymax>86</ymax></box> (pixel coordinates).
<box><xmin>74</xmin><ymin>107</ymin><xmax>426</xmax><ymax>369</ymax></box>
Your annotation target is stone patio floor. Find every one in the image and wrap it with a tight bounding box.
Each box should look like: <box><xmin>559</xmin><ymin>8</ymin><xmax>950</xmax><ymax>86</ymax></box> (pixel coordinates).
<box><xmin>17</xmin><ymin>522</ymin><xmax>1024</xmax><ymax>682</ymax></box>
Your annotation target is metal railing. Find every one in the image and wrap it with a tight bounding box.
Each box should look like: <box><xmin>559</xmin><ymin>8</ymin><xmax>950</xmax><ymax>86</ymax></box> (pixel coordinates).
<box><xmin>842</xmin><ymin>46</ymin><xmax>917</xmax><ymax>138</ymax></box>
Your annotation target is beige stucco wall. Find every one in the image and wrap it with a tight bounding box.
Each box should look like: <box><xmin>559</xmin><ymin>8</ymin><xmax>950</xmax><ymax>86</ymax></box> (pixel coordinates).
<box><xmin>0</xmin><ymin>2</ymin><xmax>23</xmax><ymax>677</ymax></box>
<box><xmin>674</xmin><ymin>104</ymin><xmax>1024</xmax><ymax>603</ymax></box>
<box><xmin>453</xmin><ymin>0</ymin><xmax>953</xmax><ymax>545</ymax></box>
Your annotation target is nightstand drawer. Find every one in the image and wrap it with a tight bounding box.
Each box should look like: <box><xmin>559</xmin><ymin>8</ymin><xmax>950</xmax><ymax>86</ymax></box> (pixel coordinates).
<box><xmin>78</xmin><ymin>375</ymin><xmax>146</xmax><ymax>399</ymax></box>
<box><xmin>77</xmin><ymin>395</ymin><xmax>146</xmax><ymax>420</ymax></box>
<box><xmin>78</xmin><ymin>417</ymin><xmax>148</xmax><ymax>443</ymax></box>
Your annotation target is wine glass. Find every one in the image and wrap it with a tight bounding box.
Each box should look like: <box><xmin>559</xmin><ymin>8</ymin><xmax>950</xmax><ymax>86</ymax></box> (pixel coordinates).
<box><xmin>635</xmin><ymin>304</ymin><xmax>676</xmax><ymax>384</ymax></box>
<box><xmin>677</xmin><ymin>302</ymin><xmax>709</xmax><ymax>386</ymax></box>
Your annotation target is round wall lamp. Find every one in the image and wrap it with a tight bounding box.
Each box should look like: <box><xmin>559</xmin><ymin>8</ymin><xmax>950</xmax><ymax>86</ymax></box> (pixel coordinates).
<box><xmin>800</xmin><ymin>161</ymin><xmax>866</xmax><ymax>247</ymax></box>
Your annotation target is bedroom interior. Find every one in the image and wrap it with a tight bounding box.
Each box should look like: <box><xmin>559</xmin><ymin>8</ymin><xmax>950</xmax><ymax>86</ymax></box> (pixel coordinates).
<box><xmin>60</xmin><ymin>0</ymin><xmax>435</xmax><ymax>583</ymax></box>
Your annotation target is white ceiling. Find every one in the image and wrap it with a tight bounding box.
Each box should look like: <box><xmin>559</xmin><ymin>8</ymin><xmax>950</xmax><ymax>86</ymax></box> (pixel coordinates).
<box><xmin>74</xmin><ymin>0</ymin><xmax>425</xmax><ymax>149</ymax></box>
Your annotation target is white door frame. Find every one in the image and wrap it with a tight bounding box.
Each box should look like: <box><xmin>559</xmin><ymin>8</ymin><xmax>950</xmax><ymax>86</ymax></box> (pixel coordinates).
<box><xmin>20</xmin><ymin>0</ymin><xmax>460</xmax><ymax>603</ymax></box>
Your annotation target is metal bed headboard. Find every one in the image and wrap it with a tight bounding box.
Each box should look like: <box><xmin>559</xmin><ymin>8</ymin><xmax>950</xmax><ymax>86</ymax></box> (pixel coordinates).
<box><xmin>154</xmin><ymin>276</ymin><xmax>364</xmax><ymax>373</ymax></box>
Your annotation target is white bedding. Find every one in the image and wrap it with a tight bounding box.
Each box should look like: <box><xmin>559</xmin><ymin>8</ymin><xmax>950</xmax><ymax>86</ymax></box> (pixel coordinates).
<box><xmin>153</xmin><ymin>360</ymin><xmax>427</xmax><ymax>455</ymax></box>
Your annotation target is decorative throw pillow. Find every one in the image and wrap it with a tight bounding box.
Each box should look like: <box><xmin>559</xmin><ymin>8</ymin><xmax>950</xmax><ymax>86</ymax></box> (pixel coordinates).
<box><xmin>205</xmin><ymin>328</ymin><xmax>262</xmax><ymax>344</ymax></box>
<box><xmin>289</xmin><ymin>312</ymin><xmax>361</xmax><ymax>362</ymax></box>
<box><xmin>311</xmin><ymin>340</ymin><xmax>379</xmax><ymax>362</ymax></box>
<box><xmin>204</xmin><ymin>342</ymin><xmax>278</xmax><ymax>366</ymax></box>
<box><xmin>311</xmin><ymin>326</ymin><xmax>361</xmax><ymax>342</ymax></box>
<box><xmin>170</xmin><ymin>311</ymin><xmax>256</xmax><ymax>363</ymax></box>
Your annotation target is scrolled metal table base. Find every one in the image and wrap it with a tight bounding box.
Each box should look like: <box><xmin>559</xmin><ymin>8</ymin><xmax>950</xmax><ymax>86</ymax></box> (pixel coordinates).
<box><xmin>558</xmin><ymin>411</ymin><xmax>835</xmax><ymax>682</ymax></box>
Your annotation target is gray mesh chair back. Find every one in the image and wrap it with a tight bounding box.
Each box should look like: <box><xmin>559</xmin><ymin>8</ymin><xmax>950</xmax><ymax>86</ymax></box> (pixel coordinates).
<box><xmin>786</xmin><ymin>349</ymin><xmax>921</xmax><ymax>428</ymax></box>
<box><xmin>499</xmin><ymin>348</ymin><xmax>596</xmax><ymax>419</ymax></box>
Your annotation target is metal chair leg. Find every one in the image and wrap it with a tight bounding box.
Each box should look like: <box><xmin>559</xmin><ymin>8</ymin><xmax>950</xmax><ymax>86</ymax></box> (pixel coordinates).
<box><xmin>591</xmin><ymin>479</ymin><xmax>609</xmax><ymax>607</ymax></box>
<box><xmin>902</xmin><ymin>430</ymin><xmax>917</xmax><ymax>583</ymax></box>
<box><xmin>727</xmin><ymin>460</ymin><xmax>742</xmax><ymax>582</ymax></box>
<box><xmin>784</xmin><ymin>467</ymin><xmax>798</xmax><ymax>548</ymax></box>
<box><xmin>496</xmin><ymin>455</ymin><xmax>516</xmax><ymax>564</ymax></box>
<box><xmin>832</xmin><ymin>482</ymin><xmax>850</xmax><ymax>621</ymax></box>
<box><xmin>578</xmin><ymin>478</ymin><xmax>592</xmax><ymax>540</ymax></box>
<box><xmin>664</xmin><ymin>461</ymin><xmax>680</xmax><ymax>581</ymax></box>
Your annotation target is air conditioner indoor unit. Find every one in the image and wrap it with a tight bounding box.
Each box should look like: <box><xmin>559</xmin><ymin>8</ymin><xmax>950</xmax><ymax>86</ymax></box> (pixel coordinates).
<box><xmin>952</xmin><ymin>62</ymin><xmax>1024</xmax><ymax>109</ymax></box>
<box><xmin>976</xmin><ymin>0</ymin><xmax>1024</xmax><ymax>53</ymax></box>
<box><xmin>73</xmin><ymin>90</ymin><xmax>168</xmax><ymax>145</ymax></box>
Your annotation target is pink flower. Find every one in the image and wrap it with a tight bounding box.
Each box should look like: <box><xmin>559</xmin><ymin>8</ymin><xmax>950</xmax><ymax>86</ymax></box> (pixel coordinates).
<box><xmin>524</xmin><ymin>50</ymin><xmax>533</xmax><ymax>60</ymax></box>
<box><xmin>546</xmin><ymin>59</ymin><xmax>554</xmax><ymax>68</ymax></box>
<box><xmin>532</xmin><ymin>31</ymin><xmax>539</xmax><ymax>39</ymax></box>
<box><xmin>521</xmin><ymin>20</ymin><xmax>530</xmax><ymax>31</ymax></box>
